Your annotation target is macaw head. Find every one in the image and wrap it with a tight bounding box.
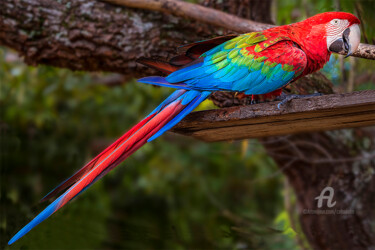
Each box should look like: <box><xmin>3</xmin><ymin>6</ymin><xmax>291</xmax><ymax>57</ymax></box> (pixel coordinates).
<box><xmin>303</xmin><ymin>12</ymin><xmax>361</xmax><ymax>57</ymax></box>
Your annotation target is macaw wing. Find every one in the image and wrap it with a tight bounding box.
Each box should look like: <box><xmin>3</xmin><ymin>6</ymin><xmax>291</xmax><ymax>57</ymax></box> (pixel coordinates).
<box><xmin>166</xmin><ymin>32</ymin><xmax>307</xmax><ymax>95</ymax></box>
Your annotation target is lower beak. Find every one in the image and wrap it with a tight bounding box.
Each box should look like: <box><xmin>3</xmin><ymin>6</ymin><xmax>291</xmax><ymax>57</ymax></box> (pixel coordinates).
<box><xmin>328</xmin><ymin>24</ymin><xmax>361</xmax><ymax>58</ymax></box>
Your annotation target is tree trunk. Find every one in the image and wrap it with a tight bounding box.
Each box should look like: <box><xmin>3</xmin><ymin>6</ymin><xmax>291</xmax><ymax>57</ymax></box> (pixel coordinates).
<box><xmin>262</xmin><ymin>130</ymin><xmax>375</xmax><ymax>249</ymax></box>
<box><xmin>1</xmin><ymin>0</ymin><xmax>374</xmax><ymax>249</ymax></box>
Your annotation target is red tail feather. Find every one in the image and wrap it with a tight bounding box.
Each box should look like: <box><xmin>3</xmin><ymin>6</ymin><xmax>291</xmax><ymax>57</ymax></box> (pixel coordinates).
<box><xmin>41</xmin><ymin>112</ymin><xmax>158</xmax><ymax>202</ymax></box>
<box><xmin>58</xmin><ymin>100</ymin><xmax>185</xmax><ymax>207</ymax></box>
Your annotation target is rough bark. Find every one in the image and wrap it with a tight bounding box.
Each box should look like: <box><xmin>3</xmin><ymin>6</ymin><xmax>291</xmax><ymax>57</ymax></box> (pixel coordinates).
<box><xmin>0</xmin><ymin>0</ymin><xmax>221</xmax><ymax>77</ymax></box>
<box><xmin>105</xmin><ymin>0</ymin><xmax>273</xmax><ymax>32</ymax></box>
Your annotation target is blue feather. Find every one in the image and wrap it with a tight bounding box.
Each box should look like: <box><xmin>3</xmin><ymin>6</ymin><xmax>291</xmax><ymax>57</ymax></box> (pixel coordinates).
<box><xmin>138</xmin><ymin>76</ymin><xmax>189</xmax><ymax>89</ymax></box>
<box><xmin>148</xmin><ymin>91</ymin><xmax>210</xmax><ymax>142</ymax></box>
<box><xmin>232</xmin><ymin>71</ymin><xmax>260</xmax><ymax>92</ymax></box>
<box><xmin>219</xmin><ymin>67</ymin><xmax>241</xmax><ymax>82</ymax></box>
<box><xmin>228</xmin><ymin>67</ymin><xmax>249</xmax><ymax>82</ymax></box>
<box><xmin>8</xmin><ymin>196</ymin><xmax>63</xmax><ymax>245</ymax></box>
<box><xmin>148</xmin><ymin>89</ymin><xmax>187</xmax><ymax>117</ymax></box>
<box><xmin>188</xmin><ymin>76</ymin><xmax>221</xmax><ymax>90</ymax></box>
<box><xmin>166</xmin><ymin>62</ymin><xmax>205</xmax><ymax>82</ymax></box>
<box><xmin>217</xmin><ymin>81</ymin><xmax>233</xmax><ymax>90</ymax></box>
<box><xmin>179</xmin><ymin>90</ymin><xmax>201</xmax><ymax>105</ymax></box>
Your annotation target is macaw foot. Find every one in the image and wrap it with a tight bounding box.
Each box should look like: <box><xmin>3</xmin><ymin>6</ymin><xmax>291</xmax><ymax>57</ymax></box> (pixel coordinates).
<box><xmin>251</xmin><ymin>98</ymin><xmax>260</xmax><ymax>105</ymax></box>
<box><xmin>277</xmin><ymin>93</ymin><xmax>323</xmax><ymax>110</ymax></box>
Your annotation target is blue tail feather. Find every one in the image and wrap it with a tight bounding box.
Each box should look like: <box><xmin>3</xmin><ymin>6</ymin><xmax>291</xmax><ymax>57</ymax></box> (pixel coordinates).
<box><xmin>148</xmin><ymin>91</ymin><xmax>210</xmax><ymax>142</ymax></box>
<box><xmin>138</xmin><ymin>76</ymin><xmax>189</xmax><ymax>90</ymax></box>
<box><xmin>148</xmin><ymin>89</ymin><xmax>187</xmax><ymax>117</ymax></box>
<box><xmin>8</xmin><ymin>196</ymin><xmax>63</xmax><ymax>245</ymax></box>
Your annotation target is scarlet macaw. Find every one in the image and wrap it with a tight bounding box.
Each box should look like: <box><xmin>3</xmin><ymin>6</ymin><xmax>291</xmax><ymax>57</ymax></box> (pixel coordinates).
<box><xmin>9</xmin><ymin>12</ymin><xmax>361</xmax><ymax>244</ymax></box>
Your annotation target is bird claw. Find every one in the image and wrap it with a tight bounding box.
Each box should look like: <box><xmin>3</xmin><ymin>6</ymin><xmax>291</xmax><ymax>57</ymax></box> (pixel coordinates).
<box><xmin>277</xmin><ymin>102</ymin><xmax>282</xmax><ymax>110</ymax></box>
<box><xmin>251</xmin><ymin>99</ymin><xmax>259</xmax><ymax>105</ymax></box>
<box><xmin>277</xmin><ymin>93</ymin><xmax>323</xmax><ymax>110</ymax></box>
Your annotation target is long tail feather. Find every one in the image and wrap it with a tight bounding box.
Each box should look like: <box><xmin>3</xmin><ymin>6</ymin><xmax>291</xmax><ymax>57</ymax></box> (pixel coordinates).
<box><xmin>40</xmin><ymin>111</ymin><xmax>157</xmax><ymax>202</ymax></box>
<box><xmin>9</xmin><ymin>89</ymin><xmax>211</xmax><ymax>245</ymax></box>
<box><xmin>138</xmin><ymin>76</ymin><xmax>189</xmax><ymax>89</ymax></box>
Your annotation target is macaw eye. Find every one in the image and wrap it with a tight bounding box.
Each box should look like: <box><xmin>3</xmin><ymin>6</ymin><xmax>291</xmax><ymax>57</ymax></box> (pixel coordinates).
<box><xmin>331</xmin><ymin>19</ymin><xmax>340</xmax><ymax>25</ymax></box>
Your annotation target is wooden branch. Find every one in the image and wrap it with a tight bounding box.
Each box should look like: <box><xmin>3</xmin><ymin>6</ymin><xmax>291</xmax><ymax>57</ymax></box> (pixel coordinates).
<box><xmin>172</xmin><ymin>90</ymin><xmax>375</xmax><ymax>142</ymax></box>
<box><xmin>103</xmin><ymin>0</ymin><xmax>274</xmax><ymax>32</ymax></box>
<box><xmin>104</xmin><ymin>0</ymin><xmax>375</xmax><ymax>60</ymax></box>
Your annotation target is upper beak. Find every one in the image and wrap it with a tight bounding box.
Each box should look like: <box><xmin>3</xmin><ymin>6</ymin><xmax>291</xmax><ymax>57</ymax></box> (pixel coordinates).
<box><xmin>328</xmin><ymin>24</ymin><xmax>361</xmax><ymax>58</ymax></box>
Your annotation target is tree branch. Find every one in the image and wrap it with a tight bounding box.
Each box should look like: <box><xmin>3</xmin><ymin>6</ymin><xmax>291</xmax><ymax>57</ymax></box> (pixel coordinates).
<box><xmin>103</xmin><ymin>0</ymin><xmax>274</xmax><ymax>32</ymax></box>
<box><xmin>104</xmin><ymin>0</ymin><xmax>375</xmax><ymax>60</ymax></box>
<box><xmin>0</xmin><ymin>0</ymin><xmax>220</xmax><ymax>75</ymax></box>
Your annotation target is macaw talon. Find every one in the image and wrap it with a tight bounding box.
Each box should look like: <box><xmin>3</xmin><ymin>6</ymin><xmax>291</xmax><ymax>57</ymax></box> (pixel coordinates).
<box><xmin>250</xmin><ymin>98</ymin><xmax>260</xmax><ymax>105</ymax></box>
<box><xmin>277</xmin><ymin>93</ymin><xmax>323</xmax><ymax>110</ymax></box>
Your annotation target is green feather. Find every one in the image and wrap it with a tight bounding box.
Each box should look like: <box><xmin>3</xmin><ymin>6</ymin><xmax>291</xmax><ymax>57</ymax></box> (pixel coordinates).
<box><xmin>244</xmin><ymin>58</ymin><xmax>255</xmax><ymax>68</ymax></box>
<box><xmin>235</xmin><ymin>57</ymin><xmax>246</xmax><ymax>66</ymax></box>
<box><xmin>231</xmin><ymin>55</ymin><xmax>242</xmax><ymax>65</ymax></box>
<box><xmin>236</xmin><ymin>42</ymin><xmax>250</xmax><ymax>49</ymax></box>
<box><xmin>251</xmin><ymin>61</ymin><xmax>263</xmax><ymax>71</ymax></box>
<box><xmin>247</xmin><ymin>34</ymin><xmax>267</xmax><ymax>45</ymax></box>
<box><xmin>245</xmin><ymin>32</ymin><xmax>258</xmax><ymax>44</ymax></box>
<box><xmin>269</xmin><ymin>62</ymin><xmax>277</xmax><ymax>67</ymax></box>
<box><xmin>254</xmin><ymin>44</ymin><xmax>262</xmax><ymax>53</ymax></box>
<box><xmin>282</xmin><ymin>71</ymin><xmax>295</xmax><ymax>80</ymax></box>
<box><xmin>228</xmin><ymin>49</ymin><xmax>239</xmax><ymax>59</ymax></box>
<box><xmin>212</xmin><ymin>51</ymin><xmax>226</xmax><ymax>59</ymax></box>
<box><xmin>215</xmin><ymin>58</ymin><xmax>230</xmax><ymax>70</ymax></box>
<box><xmin>255</xmin><ymin>56</ymin><xmax>267</xmax><ymax>63</ymax></box>
<box><xmin>282</xmin><ymin>64</ymin><xmax>294</xmax><ymax>72</ymax></box>
<box><xmin>224</xmin><ymin>41</ymin><xmax>236</xmax><ymax>50</ymax></box>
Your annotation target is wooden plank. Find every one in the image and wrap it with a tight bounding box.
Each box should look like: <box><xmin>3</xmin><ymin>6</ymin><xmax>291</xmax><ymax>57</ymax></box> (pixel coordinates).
<box><xmin>172</xmin><ymin>90</ymin><xmax>375</xmax><ymax>142</ymax></box>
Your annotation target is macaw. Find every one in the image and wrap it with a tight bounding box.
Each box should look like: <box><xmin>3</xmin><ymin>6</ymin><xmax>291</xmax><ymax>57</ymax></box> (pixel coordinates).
<box><xmin>9</xmin><ymin>12</ymin><xmax>361</xmax><ymax>244</ymax></box>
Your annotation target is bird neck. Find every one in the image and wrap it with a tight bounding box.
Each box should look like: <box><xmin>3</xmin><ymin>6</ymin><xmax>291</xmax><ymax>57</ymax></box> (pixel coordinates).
<box><xmin>286</xmin><ymin>22</ymin><xmax>332</xmax><ymax>76</ymax></box>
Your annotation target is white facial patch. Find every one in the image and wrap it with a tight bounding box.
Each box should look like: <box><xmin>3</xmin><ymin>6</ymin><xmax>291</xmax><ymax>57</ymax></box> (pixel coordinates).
<box><xmin>326</xmin><ymin>19</ymin><xmax>350</xmax><ymax>48</ymax></box>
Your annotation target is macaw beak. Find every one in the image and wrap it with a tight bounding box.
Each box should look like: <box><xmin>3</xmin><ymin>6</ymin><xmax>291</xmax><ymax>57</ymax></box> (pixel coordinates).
<box><xmin>328</xmin><ymin>24</ymin><xmax>361</xmax><ymax>58</ymax></box>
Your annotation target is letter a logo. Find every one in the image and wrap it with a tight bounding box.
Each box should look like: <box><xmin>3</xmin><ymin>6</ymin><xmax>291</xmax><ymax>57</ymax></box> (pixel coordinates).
<box><xmin>315</xmin><ymin>186</ymin><xmax>336</xmax><ymax>208</ymax></box>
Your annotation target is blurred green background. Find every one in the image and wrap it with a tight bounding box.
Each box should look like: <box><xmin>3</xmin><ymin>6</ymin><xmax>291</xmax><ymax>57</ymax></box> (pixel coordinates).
<box><xmin>1</xmin><ymin>0</ymin><xmax>374</xmax><ymax>249</ymax></box>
